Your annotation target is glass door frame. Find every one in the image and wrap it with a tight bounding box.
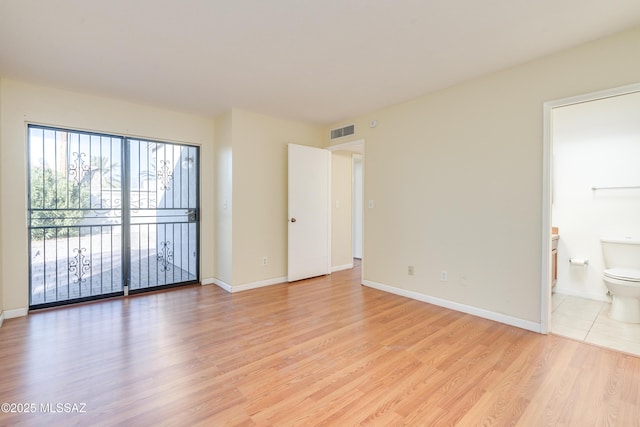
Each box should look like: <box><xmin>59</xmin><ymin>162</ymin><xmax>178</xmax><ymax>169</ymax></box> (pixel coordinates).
<box><xmin>124</xmin><ymin>137</ymin><xmax>200</xmax><ymax>295</ymax></box>
<box><xmin>27</xmin><ymin>124</ymin><xmax>200</xmax><ymax>309</ymax></box>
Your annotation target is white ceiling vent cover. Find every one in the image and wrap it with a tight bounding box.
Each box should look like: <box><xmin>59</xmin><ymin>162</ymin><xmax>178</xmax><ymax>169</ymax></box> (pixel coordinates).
<box><xmin>330</xmin><ymin>124</ymin><xmax>355</xmax><ymax>140</ymax></box>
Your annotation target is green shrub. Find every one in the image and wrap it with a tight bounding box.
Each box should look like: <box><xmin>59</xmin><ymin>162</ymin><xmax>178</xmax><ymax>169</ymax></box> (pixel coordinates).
<box><xmin>29</xmin><ymin>166</ymin><xmax>89</xmax><ymax>240</ymax></box>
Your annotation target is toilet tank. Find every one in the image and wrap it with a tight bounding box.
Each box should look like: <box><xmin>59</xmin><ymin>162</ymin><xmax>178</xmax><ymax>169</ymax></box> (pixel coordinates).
<box><xmin>601</xmin><ymin>237</ymin><xmax>640</xmax><ymax>269</ymax></box>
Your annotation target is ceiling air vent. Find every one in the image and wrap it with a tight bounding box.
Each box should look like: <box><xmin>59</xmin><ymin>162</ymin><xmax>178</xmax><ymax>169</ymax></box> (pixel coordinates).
<box><xmin>330</xmin><ymin>124</ymin><xmax>355</xmax><ymax>140</ymax></box>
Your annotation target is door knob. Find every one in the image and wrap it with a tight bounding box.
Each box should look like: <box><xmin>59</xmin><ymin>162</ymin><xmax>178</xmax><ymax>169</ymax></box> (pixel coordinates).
<box><xmin>290</xmin><ymin>217</ymin><xmax>297</xmax><ymax>223</ymax></box>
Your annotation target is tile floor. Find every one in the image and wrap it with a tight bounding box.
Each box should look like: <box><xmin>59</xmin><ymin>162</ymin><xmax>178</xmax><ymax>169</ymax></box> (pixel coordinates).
<box><xmin>551</xmin><ymin>293</ymin><xmax>640</xmax><ymax>357</ymax></box>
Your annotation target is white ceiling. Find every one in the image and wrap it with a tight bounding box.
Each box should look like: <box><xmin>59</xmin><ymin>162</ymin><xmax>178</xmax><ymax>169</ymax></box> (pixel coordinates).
<box><xmin>1</xmin><ymin>1</ymin><xmax>639</xmax><ymax>125</ymax></box>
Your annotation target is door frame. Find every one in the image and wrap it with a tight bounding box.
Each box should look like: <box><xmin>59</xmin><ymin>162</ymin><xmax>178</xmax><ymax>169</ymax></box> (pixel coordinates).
<box><xmin>541</xmin><ymin>82</ymin><xmax>640</xmax><ymax>333</ymax></box>
<box><xmin>125</xmin><ymin>137</ymin><xmax>200</xmax><ymax>294</ymax></box>
<box><xmin>26</xmin><ymin>123</ymin><xmax>201</xmax><ymax>309</ymax></box>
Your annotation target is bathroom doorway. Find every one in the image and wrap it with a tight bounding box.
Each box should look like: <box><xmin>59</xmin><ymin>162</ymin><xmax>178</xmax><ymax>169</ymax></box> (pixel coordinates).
<box><xmin>543</xmin><ymin>84</ymin><xmax>640</xmax><ymax>355</ymax></box>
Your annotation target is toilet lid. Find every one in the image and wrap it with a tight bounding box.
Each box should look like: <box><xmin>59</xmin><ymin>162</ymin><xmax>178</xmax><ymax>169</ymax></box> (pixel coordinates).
<box><xmin>604</xmin><ymin>268</ymin><xmax>640</xmax><ymax>282</ymax></box>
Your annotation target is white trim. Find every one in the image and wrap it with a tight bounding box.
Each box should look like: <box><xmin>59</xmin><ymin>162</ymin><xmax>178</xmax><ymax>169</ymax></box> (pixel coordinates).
<box><xmin>233</xmin><ymin>276</ymin><xmax>288</xmax><ymax>293</ymax></box>
<box><xmin>0</xmin><ymin>311</ymin><xmax>4</xmax><ymax>328</ymax></box>
<box><xmin>201</xmin><ymin>278</ymin><xmax>216</xmax><ymax>286</ymax></box>
<box><xmin>327</xmin><ymin>139</ymin><xmax>365</xmax><ymax>152</ymax></box>
<box><xmin>553</xmin><ymin>287</ymin><xmax>610</xmax><ymax>303</ymax></box>
<box><xmin>211</xmin><ymin>278</ymin><xmax>232</xmax><ymax>293</ymax></box>
<box><xmin>209</xmin><ymin>276</ymin><xmax>288</xmax><ymax>293</ymax></box>
<box><xmin>540</xmin><ymin>101</ymin><xmax>553</xmax><ymax>334</ymax></box>
<box><xmin>331</xmin><ymin>263</ymin><xmax>353</xmax><ymax>273</ymax></box>
<box><xmin>541</xmin><ymin>82</ymin><xmax>640</xmax><ymax>336</ymax></box>
<box><xmin>4</xmin><ymin>307</ymin><xmax>28</xmax><ymax>319</ymax></box>
<box><xmin>363</xmin><ymin>280</ymin><xmax>541</xmax><ymax>333</ymax></box>
<box><xmin>545</xmin><ymin>83</ymin><xmax>640</xmax><ymax>109</ymax></box>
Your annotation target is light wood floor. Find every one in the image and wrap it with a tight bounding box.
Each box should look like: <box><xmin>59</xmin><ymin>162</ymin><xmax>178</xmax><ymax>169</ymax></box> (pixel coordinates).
<box><xmin>1</xmin><ymin>261</ymin><xmax>639</xmax><ymax>426</ymax></box>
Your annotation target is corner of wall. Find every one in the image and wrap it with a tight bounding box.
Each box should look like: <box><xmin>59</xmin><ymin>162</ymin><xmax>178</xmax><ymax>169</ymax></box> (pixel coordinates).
<box><xmin>230</xmin><ymin>110</ymin><xmax>324</xmax><ymax>286</ymax></box>
<box><xmin>210</xmin><ymin>277</ymin><xmax>232</xmax><ymax>293</ymax></box>
<box><xmin>362</xmin><ymin>279</ymin><xmax>542</xmax><ymax>333</ymax></box>
<box><xmin>3</xmin><ymin>308</ymin><xmax>28</xmax><ymax>319</ymax></box>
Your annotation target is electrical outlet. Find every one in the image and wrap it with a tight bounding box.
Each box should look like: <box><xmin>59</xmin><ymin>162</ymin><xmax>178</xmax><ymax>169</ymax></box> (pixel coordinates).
<box><xmin>440</xmin><ymin>270</ymin><xmax>448</xmax><ymax>281</ymax></box>
<box><xmin>262</xmin><ymin>256</ymin><xmax>268</xmax><ymax>266</ymax></box>
<box><xmin>408</xmin><ymin>266</ymin><xmax>414</xmax><ymax>276</ymax></box>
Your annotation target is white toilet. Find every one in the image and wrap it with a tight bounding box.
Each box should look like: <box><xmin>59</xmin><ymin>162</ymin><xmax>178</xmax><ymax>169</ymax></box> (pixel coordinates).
<box><xmin>601</xmin><ymin>236</ymin><xmax>640</xmax><ymax>323</ymax></box>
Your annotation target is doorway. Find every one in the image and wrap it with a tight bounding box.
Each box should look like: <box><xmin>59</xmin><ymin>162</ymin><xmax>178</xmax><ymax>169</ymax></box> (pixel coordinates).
<box><xmin>27</xmin><ymin>125</ymin><xmax>199</xmax><ymax>309</ymax></box>
<box><xmin>327</xmin><ymin>139</ymin><xmax>364</xmax><ymax>281</ymax></box>
<box><xmin>542</xmin><ymin>83</ymin><xmax>640</xmax><ymax>352</ymax></box>
<box><xmin>352</xmin><ymin>155</ymin><xmax>363</xmax><ymax>260</ymax></box>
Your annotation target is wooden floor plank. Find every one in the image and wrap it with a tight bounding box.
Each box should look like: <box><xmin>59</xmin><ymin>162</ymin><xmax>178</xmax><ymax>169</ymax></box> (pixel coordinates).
<box><xmin>1</xmin><ymin>260</ymin><xmax>639</xmax><ymax>426</ymax></box>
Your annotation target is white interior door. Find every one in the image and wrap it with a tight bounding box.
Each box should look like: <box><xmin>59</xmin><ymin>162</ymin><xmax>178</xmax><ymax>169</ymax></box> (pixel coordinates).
<box><xmin>288</xmin><ymin>143</ymin><xmax>331</xmax><ymax>282</ymax></box>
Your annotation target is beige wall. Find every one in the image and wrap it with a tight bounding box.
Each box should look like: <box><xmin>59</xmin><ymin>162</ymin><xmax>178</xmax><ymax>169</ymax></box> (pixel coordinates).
<box><xmin>213</xmin><ymin>112</ymin><xmax>233</xmax><ymax>285</ymax></box>
<box><xmin>0</xmin><ymin>79</ymin><xmax>215</xmax><ymax>312</ymax></box>
<box><xmin>326</xmin><ymin>26</ymin><xmax>640</xmax><ymax>326</ymax></box>
<box><xmin>0</xmin><ymin>79</ymin><xmax>3</xmax><ymax>319</ymax></box>
<box><xmin>230</xmin><ymin>109</ymin><xmax>324</xmax><ymax>286</ymax></box>
<box><xmin>331</xmin><ymin>151</ymin><xmax>353</xmax><ymax>269</ymax></box>
<box><xmin>3</xmin><ymin>26</ymin><xmax>638</xmax><ymax>328</ymax></box>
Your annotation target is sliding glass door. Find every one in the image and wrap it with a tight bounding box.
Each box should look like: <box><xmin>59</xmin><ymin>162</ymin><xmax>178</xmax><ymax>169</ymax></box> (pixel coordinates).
<box><xmin>127</xmin><ymin>139</ymin><xmax>198</xmax><ymax>292</ymax></box>
<box><xmin>28</xmin><ymin>125</ymin><xmax>199</xmax><ymax>308</ymax></box>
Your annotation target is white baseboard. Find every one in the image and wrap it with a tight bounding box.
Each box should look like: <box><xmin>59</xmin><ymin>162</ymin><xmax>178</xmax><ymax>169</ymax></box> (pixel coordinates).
<box><xmin>201</xmin><ymin>278</ymin><xmax>216</xmax><ymax>286</ymax></box>
<box><xmin>4</xmin><ymin>307</ymin><xmax>28</xmax><ymax>319</ymax></box>
<box><xmin>205</xmin><ymin>276</ymin><xmax>287</xmax><ymax>293</ymax></box>
<box><xmin>331</xmin><ymin>263</ymin><xmax>353</xmax><ymax>273</ymax></box>
<box><xmin>0</xmin><ymin>311</ymin><xmax>4</xmax><ymax>328</ymax></box>
<box><xmin>362</xmin><ymin>280</ymin><xmax>542</xmax><ymax>333</ymax></box>
<box><xmin>553</xmin><ymin>287</ymin><xmax>610</xmax><ymax>302</ymax></box>
<box><xmin>210</xmin><ymin>278</ymin><xmax>232</xmax><ymax>293</ymax></box>
<box><xmin>233</xmin><ymin>276</ymin><xmax>287</xmax><ymax>292</ymax></box>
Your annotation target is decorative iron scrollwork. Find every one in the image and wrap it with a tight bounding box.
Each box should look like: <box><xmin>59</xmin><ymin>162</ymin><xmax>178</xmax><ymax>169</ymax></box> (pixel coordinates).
<box><xmin>93</xmin><ymin>198</ymin><xmax>122</xmax><ymax>216</ymax></box>
<box><xmin>157</xmin><ymin>241</ymin><xmax>173</xmax><ymax>272</ymax></box>
<box><xmin>69</xmin><ymin>247</ymin><xmax>91</xmax><ymax>283</ymax></box>
<box><xmin>129</xmin><ymin>196</ymin><xmax>156</xmax><ymax>213</ymax></box>
<box><xmin>69</xmin><ymin>152</ymin><xmax>91</xmax><ymax>184</ymax></box>
<box><xmin>157</xmin><ymin>160</ymin><xmax>174</xmax><ymax>190</ymax></box>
